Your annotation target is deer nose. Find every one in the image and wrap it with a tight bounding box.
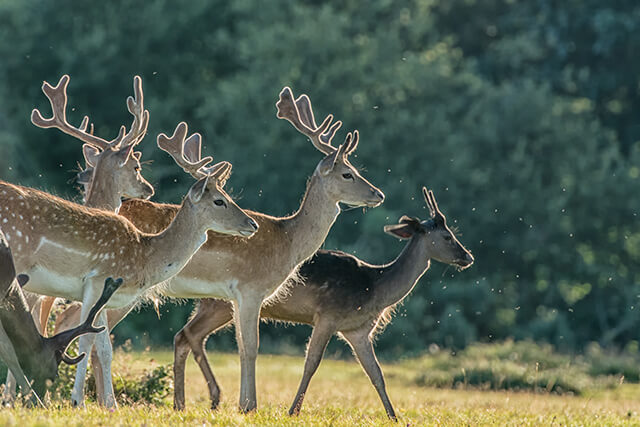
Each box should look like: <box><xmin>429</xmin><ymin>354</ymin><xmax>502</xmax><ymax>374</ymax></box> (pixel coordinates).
<box><xmin>465</xmin><ymin>253</ymin><xmax>474</xmax><ymax>264</ymax></box>
<box><xmin>247</xmin><ymin>218</ymin><xmax>259</xmax><ymax>231</ymax></box>
<box><xmin>373</xmin><ymin>189</ymin><xmax>385</xmax><ymax>202</ymax></box>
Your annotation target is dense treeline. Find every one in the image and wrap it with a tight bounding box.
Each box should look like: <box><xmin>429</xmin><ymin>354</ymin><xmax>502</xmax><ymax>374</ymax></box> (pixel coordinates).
<box><xmin>0</xmin><ymin>0</ymin><xmax>638</xmax><ymax>357</ymax></box>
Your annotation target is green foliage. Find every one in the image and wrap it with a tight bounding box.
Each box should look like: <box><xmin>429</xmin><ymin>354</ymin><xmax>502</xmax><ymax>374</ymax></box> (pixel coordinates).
<box><xmin>51</xmin><ymin>346</ymin><xmax>172</xmax><ymax>406</ymax></box>
<box><xmin>406</xmin><ymin>340</ymin><xmax>639</xmax><ymax>395</ymax></box>
<box><xmin>0</xmin><ymin>0</ymin><xmax>638</xmax><ymax>356</ymax></box>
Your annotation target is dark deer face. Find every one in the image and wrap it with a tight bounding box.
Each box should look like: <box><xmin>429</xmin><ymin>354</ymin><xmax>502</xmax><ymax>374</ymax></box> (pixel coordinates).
<box><xmin>384</xmin><ymin>188</ymin><xmax>474</xmax><ymax>270</ymax></box>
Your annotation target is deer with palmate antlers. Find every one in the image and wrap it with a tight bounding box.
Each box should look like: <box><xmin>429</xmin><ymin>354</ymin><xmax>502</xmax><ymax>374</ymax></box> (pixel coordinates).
<box><xmin>54</xmin><ymin>86</ymin><xmax>385</xmax><ymax>411</ymax></box>
<box><xmin>0</xmin><ymin>229</ymin><xmax>123</xmax><ymax>406</ymax></box>
<box><xmin>169</xmin><ymin>188</ymin><xmax>473</xmax><ymax>420</ymax></box>
<box><xmin>0</xmin><ymin>110</ymin><xmax>258</xmax><ymax>407</ymax></box>
<box><xmin>4</xmin><ymin>74</ymin><xmax>159</xmax><ymax>403</ymax></box>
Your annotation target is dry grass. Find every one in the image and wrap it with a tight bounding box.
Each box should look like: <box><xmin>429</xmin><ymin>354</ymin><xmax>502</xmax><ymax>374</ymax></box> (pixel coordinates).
<box><xmin>1</xmin><ymin>350</ymin><xmax>639</xmax><ymax>426</ymax></box>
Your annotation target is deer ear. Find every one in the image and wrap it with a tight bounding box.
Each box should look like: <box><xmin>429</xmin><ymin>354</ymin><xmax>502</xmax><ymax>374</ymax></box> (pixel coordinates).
<box><xmin>132</xmin><ymin>151</ymin><xmax>142</xmax><ymax>161</ymax></box>
<box><xmin>188</xmin><ymin>175</ymin><xmax>209</xmax><ymax>203</ymax></box>
<box><xmin>116</xmin><ymin>144</ymin><xmax>135</xmax><ymax>167</ymax></box>
<box><xmin>82</xmin><ymin>144</ymin><xmax>101</xmax><ymax>167</ymax></box>
<box><xmin>77</xmin><ymin>167</ymin><xmax>93</xmax><ymax>185</ymax></box>
<box><xmin>317</xmin><ymin>150</ymin><xmax>340</xmax><ymax>175</ymax></box>
<box><xmin>383</xmin><ymin>223</ymin><xmax>415</xmax><ymax>240</ymax></box>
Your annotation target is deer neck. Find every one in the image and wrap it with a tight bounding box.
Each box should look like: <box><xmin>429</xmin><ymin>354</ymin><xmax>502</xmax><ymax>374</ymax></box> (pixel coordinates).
<box><xmin>374</xmin><ymin>236</ymin><xmax>431</xmax><ymax>309</ymax></box>
<box><xmin>282</xmin><ymin>174</ymin><xmax>341</xmax><ymax>267</ymax></box>
<box><xmin>141</xmin><ymin>199</ymin><xmax>210</xmax><ymax>286</ymax></box>
<box><xmin>84</xmin><ymin>174</ymin><xmax>121</xmax><ymax>212</ymax></box>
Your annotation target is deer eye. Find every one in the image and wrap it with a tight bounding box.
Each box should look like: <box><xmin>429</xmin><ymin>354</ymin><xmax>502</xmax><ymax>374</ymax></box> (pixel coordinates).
<box><xmin>444</xmin><ymin>235</ymin><xmax>452</xmax><ymax>241</ymax></box>
<box><xmin>134</xmin><ymin>166</ymin><xmax>141</xmax><ymax>172</ymax></box>
<box><xmin>214</xmin><ymin>199</ymin><xmax>226</xmax><ymax>207</ymax></box>
<box><xmin>342</xmin><ymin>173</ymin><xmax>354</xmax><ymax>180</ymax></box>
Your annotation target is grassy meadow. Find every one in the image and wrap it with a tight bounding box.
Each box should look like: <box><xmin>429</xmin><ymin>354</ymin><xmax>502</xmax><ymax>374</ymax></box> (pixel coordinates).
<box><xmin>2</xmin><ymin>346</ymin><xmax>639</xmax><ymax>426</ymax></box>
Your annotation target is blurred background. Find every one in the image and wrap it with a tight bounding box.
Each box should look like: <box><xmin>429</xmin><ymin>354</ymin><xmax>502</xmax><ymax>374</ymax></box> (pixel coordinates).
<box><xmin>0</xmin><ymin>0</ymin><xmax>639</xmax><ymax>360</ymax></box>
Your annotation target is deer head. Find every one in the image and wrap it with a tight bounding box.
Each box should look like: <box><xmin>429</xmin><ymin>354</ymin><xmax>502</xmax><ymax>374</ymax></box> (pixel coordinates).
<box><xmin>276</xmin><ymin>87</ymin><xmax>385</xmax><ymax>208</ymax></box>
<box><xmin>158</xmin><ymin>122</ymin><xmax>259</xmax><ymax>237</ymax></box>
<box><xmin>32</xmin><ymin>75</ymin><xmax>154</xmax><ymax>208</ymax></box>
<box><xmin>384</xmin><ymin>188</ymin><xmax>474</xmax><ymax>269</ymax></box>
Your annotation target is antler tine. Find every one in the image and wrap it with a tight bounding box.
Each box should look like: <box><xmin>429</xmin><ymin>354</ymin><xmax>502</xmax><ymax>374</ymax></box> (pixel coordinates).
<box><xmin>118</xmin><ymin>75</ymin><xmax>149</xmax><ymax>148</ymax></box>
<box><xmin>276</xmin><ymin>87</ymin><xmax>337</xmax><ymax>155</ymax></box>
<box><xmin>201</xmin><ymin>161</ymin><xmax>233</xmax><ymax>186</ymax></box>
<box><xmin>423</xmin><ymin>187</ymin><xmax>436</xmax><ymax>218</ymax></box>
<box><xmin>295</xmin><ymin>94</ymin><xmax>343</xmax><ymax>146</ymax></box>
<box><xmin>31</xmin><ymin>75</ymin><xmax>112</xmax><ymax>150</ymax></box>
<box><xmin>157</xmin><ymin>122</ymin><xmax>213</xmax><ymax>179</ymax></box>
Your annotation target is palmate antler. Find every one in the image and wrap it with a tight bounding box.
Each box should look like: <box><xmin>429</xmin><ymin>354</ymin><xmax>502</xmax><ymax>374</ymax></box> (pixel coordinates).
<box><xmin>31</xmin><ymin>75</ymin><xmax>149</xmax><ymax>151</ymax></box>
<box><xmin>47</xmin><ymin>277</ymin><xmax>123</xmax><ymax>365</ymax></box>
<box><xmin>276</xmin><ymin>87</ymin><xmax>359</xmax><ymax>156</ymax></box>
<box><xmin>157</xmin><ymin>122</ymin><xmax>232</xmax><ymax>186</ymax></box>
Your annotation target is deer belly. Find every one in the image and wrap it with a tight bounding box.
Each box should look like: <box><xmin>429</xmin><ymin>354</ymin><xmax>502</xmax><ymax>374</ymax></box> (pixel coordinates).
<box><xmin>162</xmin><ymin>277</ymin><xmax>239</xmax><ymax>300</ymax></box>
<box><xmin>22</xmin><ymin>266</ymin><xmax>84</xmax><ymax>301</ymax></box>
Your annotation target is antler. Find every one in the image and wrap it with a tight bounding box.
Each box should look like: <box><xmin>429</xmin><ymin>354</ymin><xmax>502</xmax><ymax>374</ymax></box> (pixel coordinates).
<box><xmin>157</xmin><ymin>122</ymin><xmax>213</xmax><ymax>179</ymax></box>
<box><xmin>31</xmin><ymin>75</ymin><xmax>149</xmax><ymax>150</ymax></box>
<box><xmin>48</xmin><ymin>277</ymin><xmax>123</xmax><ymax>365</ymax></box>
<box><xmin>423</xmin><ymin>187</ymin><xmax>446</xmax><ymax>224</ymax></box>
<box><xmin>119</xmin><ymin>75</ymin><xmax>150</xmax><ymax>148</ymax></box>
<box><xmin>276</xmin><ymin>87</ymin><xmax>344</xmax><ymax>155</ymax></box>
<box><xmin>157</xmin><ymin>122</ymin><xmax>232</xmax><ymax>185</ymax></box>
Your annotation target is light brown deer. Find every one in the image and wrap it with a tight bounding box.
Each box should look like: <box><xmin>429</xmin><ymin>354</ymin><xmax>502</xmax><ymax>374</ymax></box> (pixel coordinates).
<box><xmin>0</xmin><ymin>104</ymin><xmax>258</xmax><ymax>408</ymax></box>
<box><xmin>0</xmin><ymin>229</ymin><xmax>122</xmax><ymax>406</ymax></box>
<box><xmin>55</xmin><ymin>87</ymin><xmax>385</xmax><ymax>412</ymax></box>
<box><xmin>171</xmin><ymin>188</ymin><xmax>473</xmax><ymax>419</ymax></box>
<box><xmin>4</xmin><ymin>75</ymin><xmax>158</xmax><ymax>400</ymax></box>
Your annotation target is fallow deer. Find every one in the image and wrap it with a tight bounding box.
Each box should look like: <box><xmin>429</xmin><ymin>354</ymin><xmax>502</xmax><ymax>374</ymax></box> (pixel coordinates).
<box><xmin>15</xmin><ymin>75</ymin><xmax>158</xmax><ymax>403</ymax></box>
<box><xmin>57</xmin><ymin>87</ymin><xmax>385</xmax><ymax>412</ymax></box>
<box><xmin>0</xmin><ymin>105</ymin><xmax>258</xmax><ymax>407</ymax></box>
<box><xmin>32</xmin><ymin>75</ymin><xmax>154</xmax><ymax>213</ymax></box>
<box><xmin>171</xmin><ymin>188</ymin><xmax>473</xmax><ymax>420</ymax></box>
<box><xmin>0</xmin><ymin>229</ymin><xmax>122</xmax><ymax>406</ymax></box>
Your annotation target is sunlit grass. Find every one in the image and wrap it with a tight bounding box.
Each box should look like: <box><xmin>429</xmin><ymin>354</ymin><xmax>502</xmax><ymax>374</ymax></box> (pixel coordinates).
<box><xmin>2</xmin><ymin>350</ymin><xmax>639</xmax><ymax>426</ymax></box>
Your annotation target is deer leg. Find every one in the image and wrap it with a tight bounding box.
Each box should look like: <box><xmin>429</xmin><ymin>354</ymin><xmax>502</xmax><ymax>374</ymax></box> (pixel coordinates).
<box><xmin>174</xmin><ymin>299</ymin><xmax>234</xmax><ymax>411</ymax></box>
<box><xmin>234</xmin><ymin>298</ymin><xmax>261</xmax><ymax>413</ymax></box>
<box><xmin>342</xmin><ymin>329</ymin><xmax>396</xmax><ymax>421</ymax></box>
<box><xmin>90</xmin><ymin>345</ymin><xmax>105</xmax><ymax>405</ymax></box>
<box><xmin>71</xmin><ymin>282</ymin><xmax>103</xmax><ymax>408</ymax></box>
<box><xmin>90</xmin><ymin>304</ymin><xmax>132</xmax><ymax>407</ymax></box>
<box><xmin>288</xmin><ymin>320</ymin><xmax>334</xmax><ymax>416</ymax></box>
<box><xmin>93</xmin><ymin>310</ymin><xmax>117</xmax><ymax>408</ymax></box>
<box><xmin>38</xmin><ymin>296</ymin><xmax>56</xmax><ymax>336</ymax></box>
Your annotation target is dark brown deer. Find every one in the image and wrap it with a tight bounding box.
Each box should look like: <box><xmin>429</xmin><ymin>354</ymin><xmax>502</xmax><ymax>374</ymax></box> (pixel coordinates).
<box><xmin>0</xmin><ymin>229</ymin><xmax>122</xmax><ymax>405</ymax></box>
<box><xmin>171</xmin><ymin>188</ymin><xmax>473</xmax><ymax>420</ymax></box>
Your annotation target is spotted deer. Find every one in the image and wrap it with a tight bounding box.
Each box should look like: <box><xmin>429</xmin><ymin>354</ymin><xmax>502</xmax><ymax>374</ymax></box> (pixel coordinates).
<box><xmin>55</xmin><ymin>87</ymin><xmax>385</xmax><ymax>412</ymax></box>
<box><xmin>30</xmin><ymin>74</ymin><xmax>155</xmax><ymax>331</ymax></box>
<box><xmin>5</xmin><ymin>74</ymin><xmax>159</xmax><ymax>402</ymax></box>
<box><xmin>0</xmin><ymin>108</ymin><xmax>258</xmax><ymax>408</ymax></box>
<box><xmin>168</xmin><ymin>188</ymin><xmax>473</xmax><ymax>420</ymax></box>
<box><xmin>0</xmin><ymin>229</ymin><xmax>122</xmax><ymax>406</ymax></box>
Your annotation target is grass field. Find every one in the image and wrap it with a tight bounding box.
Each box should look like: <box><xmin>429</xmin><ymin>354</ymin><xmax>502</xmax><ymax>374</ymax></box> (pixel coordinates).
<box><xmin>2</xmin><ymin>350</ymin><xmax>639</xmax><ymax>426</ymax></box>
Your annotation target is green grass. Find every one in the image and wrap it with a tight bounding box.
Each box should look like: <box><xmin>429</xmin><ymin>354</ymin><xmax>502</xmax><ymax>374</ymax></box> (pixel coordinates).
<box><xmin>2</xmin><ymin>348</ymin><xmax>640</xmax><ymax>426</ymax></box>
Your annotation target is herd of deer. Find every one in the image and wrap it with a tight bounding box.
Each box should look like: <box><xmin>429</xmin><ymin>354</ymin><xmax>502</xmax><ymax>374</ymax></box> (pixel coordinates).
<box><xmin>0</xmin><ymin>75</ymin><xmax>473</xmax><ymax>420</ymax></box>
